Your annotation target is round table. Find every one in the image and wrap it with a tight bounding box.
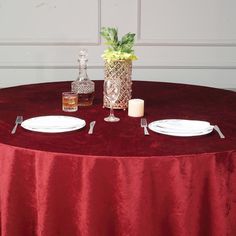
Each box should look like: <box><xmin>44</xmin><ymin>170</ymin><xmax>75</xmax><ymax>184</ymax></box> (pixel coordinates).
<box><xmin>0</xmin><ymin>81</ymin><xmax>236</xmax><ymax>236</ymax></box>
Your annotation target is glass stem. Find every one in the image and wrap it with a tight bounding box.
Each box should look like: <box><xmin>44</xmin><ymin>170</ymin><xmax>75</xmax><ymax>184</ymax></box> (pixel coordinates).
<box><xmin>110</xmin><ymin>102</ymin><xmax>114</xmax><ymax>117</ymax></box>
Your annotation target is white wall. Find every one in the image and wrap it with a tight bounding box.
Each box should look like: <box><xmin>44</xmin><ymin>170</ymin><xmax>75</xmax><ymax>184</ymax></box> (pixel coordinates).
<box><xmin>0</xmin><ymin>0</ymin><xmax>236</xmax><ymax>89</ymax></box>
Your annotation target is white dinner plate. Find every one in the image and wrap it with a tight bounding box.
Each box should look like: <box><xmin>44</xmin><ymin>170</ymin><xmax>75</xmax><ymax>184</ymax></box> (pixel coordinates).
<box><xmin>148</xmin><ymin>119</ymin><xmax>213</xmax><ymax>137</ymax></box>
<box><xmin>21</xmin><ymin>115</ymin><xmax>86</xmax><ymax>133</ymax></box>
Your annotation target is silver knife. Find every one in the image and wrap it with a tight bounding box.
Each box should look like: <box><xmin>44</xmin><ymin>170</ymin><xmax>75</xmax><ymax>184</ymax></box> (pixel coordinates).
<box><xmin>88</xmin><ymin>121</ymin><xmax>96</xmax><ymax>134</ymax></box>
<box><xmin>214</xmin><ymin>125</ymin><xmax>225</xmax><ymax>139</ymax></box>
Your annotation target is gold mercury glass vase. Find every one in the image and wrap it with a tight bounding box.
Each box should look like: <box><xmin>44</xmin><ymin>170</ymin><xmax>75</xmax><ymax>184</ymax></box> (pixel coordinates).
<box><xmin>71</xmin><ymin>49</ymin><xmax>95</xmax><ymax>106</ymax></box>
<box><xmin>103</xmin><ymin>59</ymin><xmax>132</xmax><ymax>110</ymax></box>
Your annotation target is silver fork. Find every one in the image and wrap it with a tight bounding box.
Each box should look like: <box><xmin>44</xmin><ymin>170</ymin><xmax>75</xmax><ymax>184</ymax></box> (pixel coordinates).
<box><xmin>214</xmin><ymin>125</ymin><xmax>225</xmax><ymax>139</ymax></box>
<box><xmin>11</xmin><ymin>116</ymin><xmax>23</xmax><ymax>134</ymax></box>
<box><xmin>141</xmin><ymin>118</ymin><xmax>149</xmax><ymax>136</ymax></box>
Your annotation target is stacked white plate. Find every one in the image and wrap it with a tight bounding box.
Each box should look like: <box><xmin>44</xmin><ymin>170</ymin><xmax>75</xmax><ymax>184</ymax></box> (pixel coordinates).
<box><xmin>148</xmin><ymin>119</ymin><xmax>213</xmax><ymax>137</ymax></box>
<box><xmin>21</xmin><ymin>115</ymin><xmax>86</xmax><ymax>133</ymax></box>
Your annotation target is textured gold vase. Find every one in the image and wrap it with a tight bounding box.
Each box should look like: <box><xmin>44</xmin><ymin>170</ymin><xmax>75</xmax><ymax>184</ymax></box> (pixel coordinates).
<box><xmin>103</xmin><ymin>60</ymin><xmax>132</xmax><ymax>110</ymax></box>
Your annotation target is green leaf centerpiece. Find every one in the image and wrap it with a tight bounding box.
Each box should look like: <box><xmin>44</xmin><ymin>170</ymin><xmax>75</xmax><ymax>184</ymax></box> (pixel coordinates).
<box><xmin>100</xmin><ymin>27</ymin><xmax>138</xmax><ymax>62</ymax></box>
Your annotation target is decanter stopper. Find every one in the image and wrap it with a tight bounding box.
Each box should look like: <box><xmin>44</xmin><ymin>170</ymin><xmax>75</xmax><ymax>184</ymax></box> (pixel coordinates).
<box><xmin>71</xmin><ymin>49</ymin><xmax>95</xmax><ymax>106</ymax></box>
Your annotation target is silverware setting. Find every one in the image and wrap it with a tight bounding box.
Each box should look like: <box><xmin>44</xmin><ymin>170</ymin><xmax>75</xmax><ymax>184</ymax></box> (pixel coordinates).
<box><xmin>11</xmin><ymin>116</ymin><xmax>23</xmax><ymax>134</ymax></box>
<box><xmin>141</xmin><ymin>118</ymin><xmax>149</xmax><ymax>136</ymax></box>
<box><xmin>88</xmin><ymin>121</ymin><xmax>96</xmax><ymax>134</ymax></box>
<box><xmin>214</xmin><ymin>125</ymin><xmax>225</xmax><ymax>139</ymax></box>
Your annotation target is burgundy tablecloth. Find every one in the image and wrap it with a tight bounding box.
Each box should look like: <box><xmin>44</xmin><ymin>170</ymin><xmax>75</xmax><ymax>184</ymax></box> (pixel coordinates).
<box><xmin>0</xmin><ymin>81</ymin><xmax>236</xmax><ymax>236</ymax></box>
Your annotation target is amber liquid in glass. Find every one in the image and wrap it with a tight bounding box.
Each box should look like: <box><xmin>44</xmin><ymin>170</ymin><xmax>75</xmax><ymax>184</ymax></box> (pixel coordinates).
<box><xmin>62</xmin><ymin>93</ymin><xmax>78</xmax><ymax>112</ymax></box>
<box><xmin>77</xmin><ymin>91</ymin><xmax>95</xmax><ymax>106</ymax></box>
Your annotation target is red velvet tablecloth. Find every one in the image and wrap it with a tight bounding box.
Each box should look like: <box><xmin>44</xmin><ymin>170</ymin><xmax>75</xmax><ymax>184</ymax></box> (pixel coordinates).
<box><xmin>0</xmin><ymin>81</ymin><xmax>236</xmax><ymax>236</ymax></box>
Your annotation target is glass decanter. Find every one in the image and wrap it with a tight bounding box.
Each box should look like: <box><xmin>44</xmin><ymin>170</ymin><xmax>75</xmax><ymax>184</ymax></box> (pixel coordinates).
<box><xmin>71</xmin><ymin>49</ymin><xmax>95</xmax><ymax>106</ymax></box>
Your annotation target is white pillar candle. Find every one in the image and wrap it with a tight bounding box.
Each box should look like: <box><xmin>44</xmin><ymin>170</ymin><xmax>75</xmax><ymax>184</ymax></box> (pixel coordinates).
<box><xmin>128</xmin><ymin>99</ymin><xmax>144</xmax><ymax>117</ymax></box>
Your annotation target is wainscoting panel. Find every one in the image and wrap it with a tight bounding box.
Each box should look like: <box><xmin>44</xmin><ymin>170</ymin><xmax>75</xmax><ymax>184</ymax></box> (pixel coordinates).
<box><xmin>0</xmin><ymin>0</ymin><xmax>100</xmax><ymax>45</ymax></box>
<box><xmin>137</xmin><ymin>0</ymin><xmax>236</xmax><ymax>45</ymax></box>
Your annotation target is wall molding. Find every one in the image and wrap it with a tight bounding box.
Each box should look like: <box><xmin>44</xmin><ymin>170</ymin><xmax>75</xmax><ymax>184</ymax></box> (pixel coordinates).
<box><xmin>136</xmin><ymin>0</ymin><xmax>236</xmax><ymax>47</ymax></box>
<box><xmin>0</xmin><ymin>0</ymin><xmax>101</xmax><ymax>46</ymax></box>
<box><xmin>1</xmin><ymin>65</ymin><xmax>236</xmax><ymax>70</ymax></box>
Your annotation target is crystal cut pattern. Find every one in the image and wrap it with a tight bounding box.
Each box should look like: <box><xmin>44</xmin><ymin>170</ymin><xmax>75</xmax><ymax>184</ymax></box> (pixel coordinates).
<box><xmin>71</xmin><ymin>49</ymin><xmax>95</xmax><ymax>106</ymax></box>
<box><xmin>103</xmin><ymin>60</ymin><xmax>132</xmax><ymax>110</ymax></box>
